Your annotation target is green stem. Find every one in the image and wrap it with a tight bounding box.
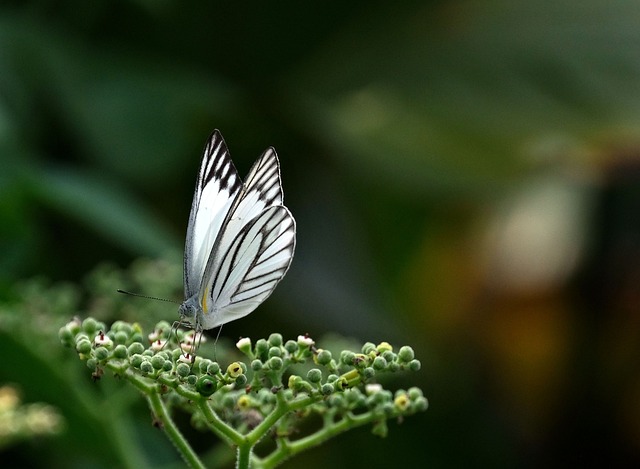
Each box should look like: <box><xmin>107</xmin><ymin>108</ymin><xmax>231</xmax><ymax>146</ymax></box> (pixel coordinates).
<box><xmin>147</xmin><ymin>391</ymin><xmax>205</xmax><ymax>469</ymax></box>
<box><xmin>258</xmin><ymin>410</ymin><xmax>400</xmax><ymax>469</ymax></box>
<box><xmin>196</xmin><ymin>399</ymin><xmax>244</xmax><ymax>446</ymax></box>
<box><xmin>237</xmin><ymin>443</ymin><xmax>253</xmax><ymax>469</ymax></box>
<box><xmin>245</xmin><ymin>393</ymin><xmax>318</xmax><ymax>446</ymax></box>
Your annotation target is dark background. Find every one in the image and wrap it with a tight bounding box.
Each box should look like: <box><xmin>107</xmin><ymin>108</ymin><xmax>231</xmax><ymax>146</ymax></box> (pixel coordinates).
<box><xmin>2</xmin><ymin>1</ymin><xmax>640</xmax><ymax>467</ymax></box>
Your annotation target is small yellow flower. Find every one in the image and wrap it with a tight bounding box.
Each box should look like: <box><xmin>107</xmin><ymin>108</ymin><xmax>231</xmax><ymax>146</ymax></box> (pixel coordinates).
<box><xmin>237</xmin><ymin>395</ymin><xmax>252</xmax><ymax>410</ymax></box>
<box><xmin>227</xmin><ymin>362</ymin><xmax>243</xmax><ymax>378</ymax></box>
<box><xmin>394</xmin><ymin>393</ymin><xmax>410</xmax><ymax>411</ymax></box>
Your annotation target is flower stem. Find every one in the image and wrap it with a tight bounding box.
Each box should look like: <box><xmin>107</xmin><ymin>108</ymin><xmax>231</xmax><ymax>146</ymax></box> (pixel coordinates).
<box><xmin>257</xmin><ymin>409</ymin><xmax>400</xmax><ymax>469</ymax></box>
<box><xmin>146</xmin><ymin>392</ymin><xmax>205</xmax><ymax>469</ymax></box>
<box><xmin>236</xmin><ymin>443</ymin><xmax>253</xmax><ymax>469</ymax></box>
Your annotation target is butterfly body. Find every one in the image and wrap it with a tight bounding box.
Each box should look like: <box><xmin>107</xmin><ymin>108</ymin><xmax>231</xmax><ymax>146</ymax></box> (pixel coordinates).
<box><xmin>179</xmin><ymin>130</ymin><xmax>296</xmax><ymax>332</ymax></box>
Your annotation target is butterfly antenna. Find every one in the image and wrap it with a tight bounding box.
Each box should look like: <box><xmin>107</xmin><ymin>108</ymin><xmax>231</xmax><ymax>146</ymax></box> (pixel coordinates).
<box><xmin>117</xmin><ymin>289</ymin><xmax>179</xmax><ymax>304</ymax></box>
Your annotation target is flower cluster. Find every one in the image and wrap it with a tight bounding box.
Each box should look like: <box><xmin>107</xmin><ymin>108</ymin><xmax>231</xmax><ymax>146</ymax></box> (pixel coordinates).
<box><xmin>59</xmin><ymin>317</ymin><xmax>428</xmax><ymax>469</ymax></box>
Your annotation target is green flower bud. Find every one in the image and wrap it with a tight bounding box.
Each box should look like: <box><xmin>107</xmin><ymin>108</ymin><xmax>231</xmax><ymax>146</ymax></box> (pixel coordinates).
<box><xmin>321</xmin><ymin>383</ymin><xmax>334</xmax><ymax>395</ymax></box>
<box><xmin>372</xmin><ymin>356</ymin><xmax>387</xmax><ymax>370</ymax></box>
<box><xmin>409</xmin><ymin>359</ymin><xmax>421</xmax><ymax>371</ymax></box>
<box><xmin>221</xmin><ymin>394</ymin><xmax>235</xmax><ymax>409</ymax></box>
<box><xmin>153</xmin><ymin>321</ymin><xmax>172</xmax><ymax>334</ymax></box>
<box><xmin>288</xmin><ymin>375</ymin><xmax>302</xmax><ymax>390</ymax></box>
<box><xmin>251</xmin><ymin>360</ymin><xmax>263</xmax><ymax>371</ymax></box>
<box><xmin>268</xmin><ymin>356</ymin><xmax>283</xmax><ymax>371</ymax></box>
<box><xmin>345</xmin><ymin>388</ymin><xmax>363</xmax><ymax>403</ymax></box>
<box><xmin>398</xmin><ymin>345</ymin><xmax>415</xmax><ymax>363</ymax></box>
<box><xmin>414</xmin><ymin>396</ymin><xmax>429</xmax><ymax>412</ymax></box>
<box><xmin>268</xmin><ymin>333</ymin><xmax>283</xmax><ymax>347</ymax></box>
<box><xmin>131</xmin><ymin>354</ymin><xmax>144</xmax><ymax>368</ymax></box>
<box><xmin>150</xmin><ymin>355</ymin><xmax>165</xmax><ymax>370</ymax></box>
<box><xmin>112</xmin><ymin>331</ymin><xmax>127</xmax><ymax>345</ymax></box>
<box><xmin>361</xmin><ymin>342</ymin><xmax>377</xmax><ymax>354</ymax></box>
<box><xmin>255</xmin><ymin>339</ymin><xmax>269</xmax><ymax>359</ymax></box>
<box><xmin>176</xmin><ymin>363</ymin><xmax>191</xmax><ymax>378</ymax></box>
<box><xmin>258</xmin><ymin>389</ymin><xmax>276</xmax><ymax>405</ymax></box>
<box><xmin>58</xmin><ymin>326</ymin><xmax>74</xmax><ymax>346</ymax></box>
<box><xmin>207</xmin><ymin>362</ymin><xmax>220</xmax><ymax>375</ymax></box>
<box><xmin>115</xmin><ymin>322</ymin><xmax>133</xmax><ymax>336</ymax></box>
<box><xmin>227</xmin><ymin>362</ymin><xmax>243</xmax><ymax>378</ymax></box>
<box><xmin>140</xmin><ymin>360</ymin><xmax>153</xmax><ymax>374</ymax></box>
<box><xmin>340</xmin><ymin>351</ymin><xmax>355</xmax><ymax>366</ymax></box>
<box><xmin>82</xmin><ymin>318</ymin><xmax>99</xmax><ymax>335</ymax></box>
<box><xmin>327</xmin><ymin>374</ymin><xmax>338</xmax><ymax>383</ymax></box>
<box><xmin>196</xmin><ymin>375</ymin><xmax>217</xmax><ymax>396</ymax></box>
<box><xmin>94</xmin><ymin>346</ymin><xmax>109</xmax><ymax>361</ymax></box>
<box><xmin>354</xmin><ymin>394</ymin><xmax>367</xmax><ymax>408</ymax></box>
<box><xmin>128</xmin><ymin>343</ymin><xmax>145</xmax><ymax>355</ymax></box>
<box><xmin>377</xmin><ymin>342</ymin><xmax>393</xmax><ymax>353</ymax></box>
<box><xmin>268</xmin><ymin>346</ymin><xmax>282</xmax><ymax>358</ymax></box>
<box><xmin>162</xmin><ymin>360</ymin><xmax>173</xmax><ymax>372</ymax></box>
<box><xmin>382</xmin><ymin>402</ymin><xmax>395</xmax><ymax>416</ymax></box>
<box><xmin>198</xmin><ymin>359</ymin><xmax>212</xmax><ymax>374</ymax></box>
<box><xmin>329</xmin><ymin>394</ymin><xmax>344</xmax><ymax>408</ymax></box>
<box><xmin>64</xmin><ymin>318</ymin><xmax>82</xmax><ymax>335</ymax></box>
<box><xmin>382</xmin><ymin>350</ymin><xmax>396</xmax><ymax>363</ymax></box>
<box><xmin>131</xmin><ymin>332</ymin><xmax>144</xmax><ymax>343</ymax></box>
<box><xmin>388</xmin><ymin>362</ymin><xmax>400</xmax><ymax>372</ymax></box>
<box><xmin>315</xmin><ymin>349</ymin><xmax>332</xmax><ymax>366</ymax></box>
<box><xmin>130</xmin><ymin>330</ymin><xmax>143</xmax><ymax>342</ymax></box>
<box><xmin>368</xmin><ymin>389</ymin><xmax>392</xmax><ymax>406</ymax></box>
<box><xmin>76</xmin><ymin>339</ymin><xmax>92</xmax><ymax>355</ymax></box>
<box><xmin>363</xmin><ymin>367</ymin><xmax>376</xmax><ymax>379</ymax></box>
<box><xmin>307</xmin><ymin>368</ymin><xmax>322</xmax><ymax>383</ymax></box>
<box><xmin>235</xmin><ymin>374</ymin><xmax>247</xmax><ymax>387</ymax></box>
<box><xmin>113</xmin><ymin>345</ymin><xmax>128</xmax><ymax>359</ymax></box>
<box><xmin>408</xmin><ymin>387</ymin><xmax>423</xmax><ymax>400</ymax></box>
<box><xmin>86</xmin><ymin>358</ymin><xmax>97</xmax><ymax>370</ymax></box>
<box><xmin>284</xmin><ymin>340</ymin><xmax>298</xmax><ymax>354</ymax></box>
<box><xmin>186</xmin><ymin>375</ymin><xmax>197</xmax><ymax>386</ymax></box>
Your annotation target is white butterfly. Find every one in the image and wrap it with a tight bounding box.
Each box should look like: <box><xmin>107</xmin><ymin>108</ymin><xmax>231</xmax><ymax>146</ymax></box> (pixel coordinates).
<box><xmin>178</xmin><ymin>130</ymin><xmax>296</xmax><ymax>332</ymax></box>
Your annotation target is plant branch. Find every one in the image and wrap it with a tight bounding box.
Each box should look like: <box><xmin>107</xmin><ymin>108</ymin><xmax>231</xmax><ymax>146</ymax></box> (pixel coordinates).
<box><xmin>147</xmin><ymin>392</ymin><xmax>205</xmax><ymax>469</ymax></box>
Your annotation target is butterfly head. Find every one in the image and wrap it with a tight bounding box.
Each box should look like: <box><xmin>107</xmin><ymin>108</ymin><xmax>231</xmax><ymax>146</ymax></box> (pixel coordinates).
<box><xmin>178</xmin><ymin>297</ymin><xmax>200</xmax><ymax>328</ymax></box>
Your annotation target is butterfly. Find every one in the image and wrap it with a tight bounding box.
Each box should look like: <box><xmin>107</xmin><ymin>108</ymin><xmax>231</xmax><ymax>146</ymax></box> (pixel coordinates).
<box><xmin>178</xmin><ymin>130</ymin><xmax>296</xmax><ymax>332</ymax></box>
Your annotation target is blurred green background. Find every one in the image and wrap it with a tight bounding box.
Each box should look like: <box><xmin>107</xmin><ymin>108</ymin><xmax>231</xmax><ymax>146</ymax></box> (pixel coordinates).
<box><xmin>2</xmin><ymin>0</ymin><xmax>640</xmax><ymax>467</ymax></box>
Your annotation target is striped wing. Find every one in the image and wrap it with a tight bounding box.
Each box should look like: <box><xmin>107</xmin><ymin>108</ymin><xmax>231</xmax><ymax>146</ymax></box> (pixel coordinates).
<box><xmin>183</xmin><ymin>131</ymin><xmax>241</xmax><ymax>299</ymax></box>
<box><xmin>199</xmin><ymin>205</ymin><xmax>296</xmax><ymax>329</ymax></box>
<box><xmin>199</xmin><ymin>146</ymin><xmax>284</xmax><ymax>280</ymax></box>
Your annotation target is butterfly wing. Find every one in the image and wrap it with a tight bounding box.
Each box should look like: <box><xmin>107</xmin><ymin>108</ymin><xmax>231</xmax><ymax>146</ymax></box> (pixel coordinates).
<box><xmin>198</xmin><ymin>205</ymin><xmax>296</xmax><ymax>329</ymax></box>
<box><xmin>183</xmin><ymin>130</ymin><xmax>241</xmax><ymax>299</ymax></box>
<box><xmin>200</xmin><ymin>146</ymin><xmax>284</xmax><ymax>274</ymax></box>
